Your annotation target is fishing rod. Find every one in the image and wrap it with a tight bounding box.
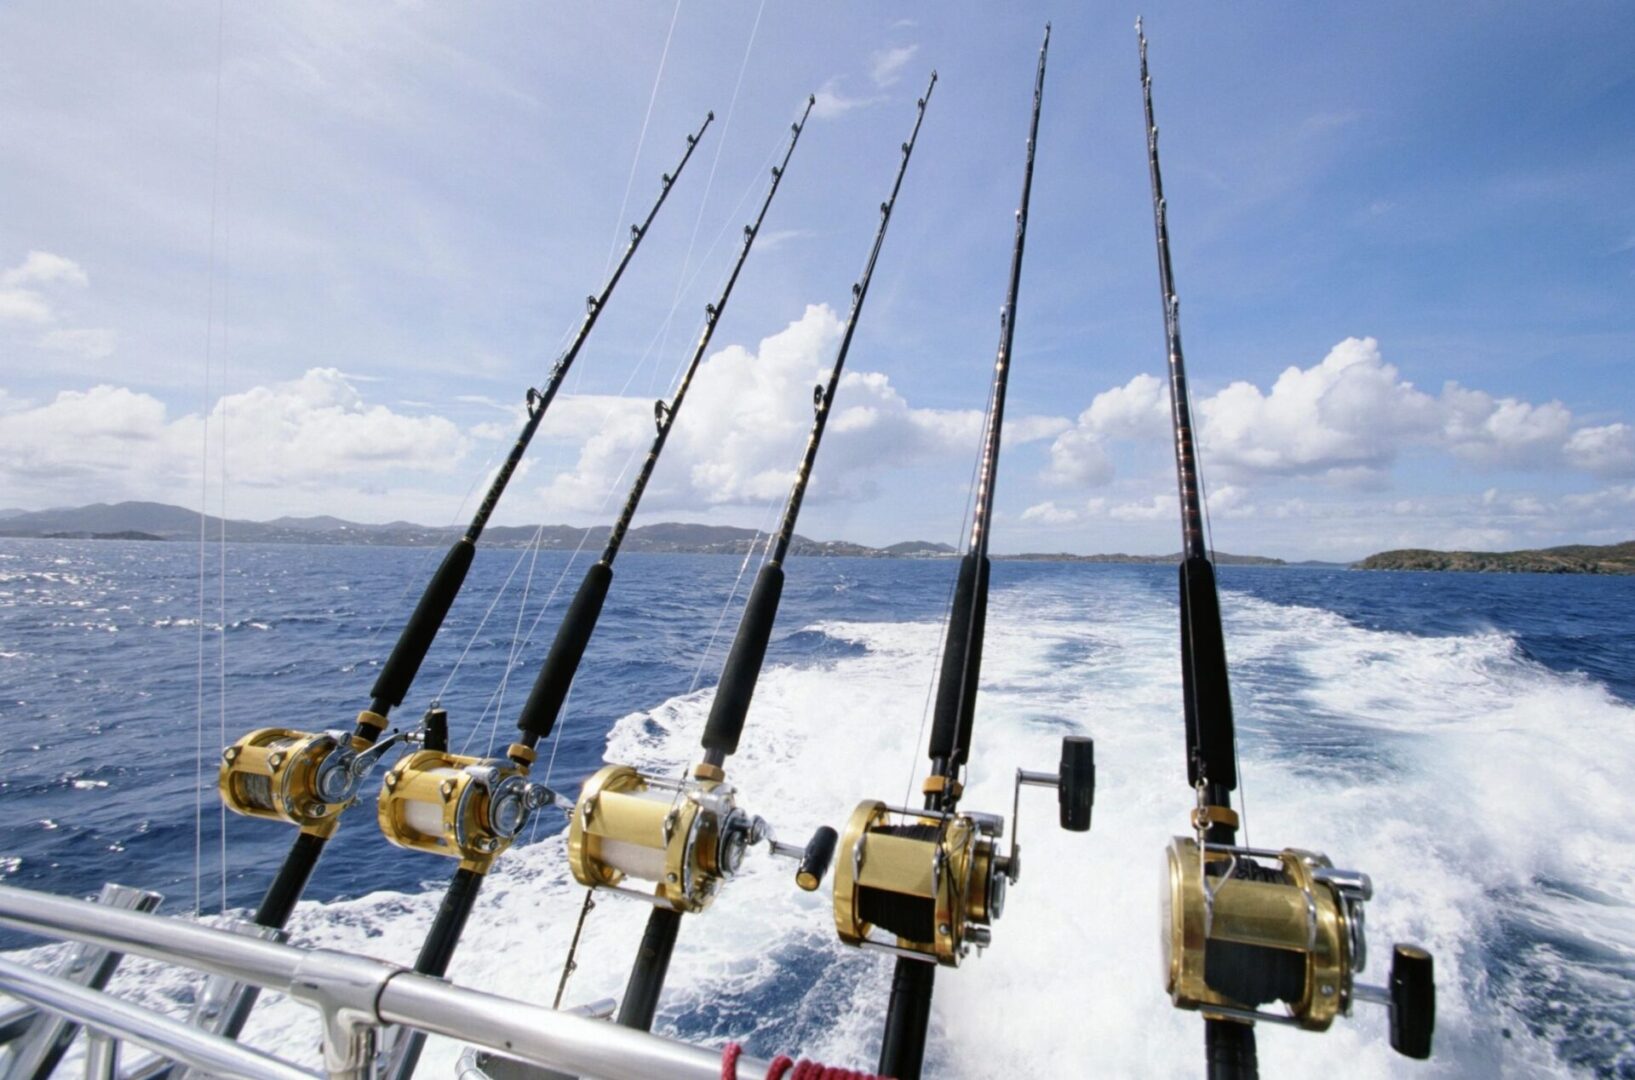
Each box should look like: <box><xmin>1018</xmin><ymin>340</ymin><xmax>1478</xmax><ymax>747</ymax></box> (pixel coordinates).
<box><xmin>370</xmin><ymin>98</ymin><xmax>815</xmax><ymax>1078</ymax></box>
<box><xmin>208</xmin><ymin>113</ymin><xmax>714</xmax><ymax>1038</ymax></box>
<box><xmin>1135</xmin><ymin>19</ymin><xmax>1434</xmax><ymax>1077</ymax></box>
<box><xmin>553</xmin><ymin>72</ymin><xmax>939</xmax><ymax>1036</ymax></box>
<box><xmin>807</xmin><ymin>29</ymin><xmax>1090</xmax><ymax>1080</ymax></box>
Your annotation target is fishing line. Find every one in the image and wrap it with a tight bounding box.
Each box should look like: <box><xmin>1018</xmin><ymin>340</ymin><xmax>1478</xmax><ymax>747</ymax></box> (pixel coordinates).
<box><xmin>1191</xmin><ymin>403</ymin><xmax>1251</xmax><ymax>849</ymax></box>
<box><xmin>216</xmin><ymin>49</ymin><xmax>235</xmax><ymax>918</ymax></box>
<box><xmin>601</xmin><ymin>0</ymin><xmax>683</xmax><ymax>278</ymax></box>
<box><xmin>193</xmin><ymin>0</ymin><xmax>227</xmax><ymax>920</ymax></box>
<box><xmin>687</xmin><ymin>489</ymin><xmax>783</xmax><ymax>695</ymax></box>
<box><xmin>445</xmin><ymin>112</ymin><xmax>781</xmax><ymax>752</ymax></box>
<box><xmin>649</xmin><ymin>0</ymin><xmax>767</xmax><ymax>385</ymax></box>
<box><xmin>901</xmin><ymin>361</ymin><xmax>994</xmax><ymax>811</ymax></box>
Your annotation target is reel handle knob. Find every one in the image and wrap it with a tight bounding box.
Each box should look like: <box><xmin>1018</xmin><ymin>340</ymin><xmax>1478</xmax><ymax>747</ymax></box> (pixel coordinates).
<box><xmin>796</xmin><ymin>826</ymin><xmax>839</xmax><ymax>891</ymax></box>
<box><xmin>1389</xmin><ymin>944</ymin><xmax>1435</xmax><ymax>1059</ymax></box>
<box><xmin>1058</xmin><ymin>736</ymin><xmax>1094</xmax><ymax>832</ymax></box>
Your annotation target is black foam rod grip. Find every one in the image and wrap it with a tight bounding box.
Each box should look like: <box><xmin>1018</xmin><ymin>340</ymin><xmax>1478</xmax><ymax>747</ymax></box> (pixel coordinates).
<box><xmin>516</xmin><ymin>561</ymin><xmax>613</xmax><ymax>740</ymax></box>
<box><xmin>796</xmin><ymin>826</ymin><xmax>839</xmax><ymax>891</ymax></box>
<box><xmin>1389</xmin><ymin>945</ymin><xmax>1435</xmax><ymax>1060</ymax></box>
<box><xmin>371</xmin><ymin>539</ymin><xmax>476</xmax><ymax>712</ymax></box>
<box><xmin>702</xmin><ymin>563</ymin><xmax>784</xmax><ymax>757</ymax></box>
<box><xmin>1179</xmin><ymin>556</ymin><xmax>1236</xmax><ymax>791</ymax></box>
<box><xmin>928</xmin><ymin>553</ymin><xmax>989</xmax><ymax>766</ymax></box>
<box><xmin>1058</xmin><ymin>735</ymin><xmax>1094</xmax><ymax>832</ymax></box>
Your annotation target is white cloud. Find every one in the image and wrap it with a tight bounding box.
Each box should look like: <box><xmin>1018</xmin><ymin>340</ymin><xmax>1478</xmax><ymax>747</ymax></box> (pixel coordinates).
<box><xmin>811</xmin><ymin>77</ymin><xmax>881</xmax><ymax>121</ymax></box>
<box><xmin>870</xmin><ymin>45</ymin><xmax>918</xmax><ymax>88</ymax></box>
<box><xmin>1</xmin><ymin>251</ymin><xmax>88</xmax><ymax>288</ymax></box>
<box><xmin>0</xmin><ymin>289</ymin><xmax>53</xmax><ymax>324</ymax></box>
<box><xmin>1048</xmin><ymin>338</ymin><xmax>1635</xmax><ymax>493</ymax></box>
<box><xmin>1199</xmin><ymin>337</ymin><xmax>1441</xmax><ymax>478</ymax></box>
<box><xmin>1020</xmin><ymin>500</ymin><xmax>1078</xmax><ymax>525</ymax></box>
<box><xmin>1107</xmin><ymin>495</ymin><xmax>1171</xmax><ymax>521</ymax></box>
<box><xmin>0</xmin><ymin>368</ymin><xmax>468</xmax><ymax>504</ymax></box>
<box><xmin>532</xmin><ymin>305</ymin><xmax>1064</xmax><ymax>515</ymax></box>
<box><xmin>37</xmin><ymin>327</ymin><xmax>116</xmax><ymax>359</ymax></box>
<box><xmin>1205</xmin><ymin>483</ymin><xmax>1255</xmax><ymax>518</ymax></box>
<box><xmin>1564</xmin><ymin>422</ymin><xmax>1635</xmax><ymax>477</ymax></box>
<box><xmin>1042</xmin><ymin>373</ymin><xmax>1166</xmax><ymax>488</ymax></box>
<box><xmin>0</xmin><ymin>251</ymin><xmax>92</xmax><ymax>326</ymax></box>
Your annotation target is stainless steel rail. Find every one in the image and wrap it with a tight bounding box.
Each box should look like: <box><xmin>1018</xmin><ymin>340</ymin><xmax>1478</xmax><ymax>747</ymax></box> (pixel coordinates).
<box><xmin>0</xmin><ymin>885</ymin><xmax>769</xmax><ymax>1080</ymax></box>
<box><xmin>0</xmin><ymin>958</ymin><xmax>314</xmax><ymax>1080</ymax></box>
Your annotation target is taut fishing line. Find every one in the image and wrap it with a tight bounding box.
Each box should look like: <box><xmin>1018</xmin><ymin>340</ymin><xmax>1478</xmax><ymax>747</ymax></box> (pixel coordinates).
<box><xmin>193</xmin><ymin>0</ymin><xmax>227</xmax><ymax>920</ymax></box>
<box><xmin>601</xmin><ymin>0</ymin><xmax>683</xmax><ymax>277</ymax></box>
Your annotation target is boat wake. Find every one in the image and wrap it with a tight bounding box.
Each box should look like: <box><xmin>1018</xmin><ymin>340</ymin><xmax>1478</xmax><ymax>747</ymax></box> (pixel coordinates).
<box><xmin>75</xmin><ymin>570</ymin><xmax>1632</xmax><ymax>1078</ymax></box>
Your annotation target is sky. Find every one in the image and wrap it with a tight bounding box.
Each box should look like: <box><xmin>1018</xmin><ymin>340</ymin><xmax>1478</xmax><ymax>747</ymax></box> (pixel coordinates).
<box><xmin>2</xmin><ymin>2</ymin><xmax>1633</xmax><ymax>560</ymax></box>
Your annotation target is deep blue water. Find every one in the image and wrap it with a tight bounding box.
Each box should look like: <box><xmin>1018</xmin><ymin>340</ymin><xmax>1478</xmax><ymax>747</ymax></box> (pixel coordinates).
<box><xmin>2</xmin><ymin>538</ymin><xmax>1633</xmax><ymax>1077</ymax></box>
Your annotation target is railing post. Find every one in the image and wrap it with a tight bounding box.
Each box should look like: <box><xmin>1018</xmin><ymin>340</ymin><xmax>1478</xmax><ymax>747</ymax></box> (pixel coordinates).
<box><xmin>3</xmin><ymin>883</ymin><xmax>160</xmax><ymax>1080</ymax></box>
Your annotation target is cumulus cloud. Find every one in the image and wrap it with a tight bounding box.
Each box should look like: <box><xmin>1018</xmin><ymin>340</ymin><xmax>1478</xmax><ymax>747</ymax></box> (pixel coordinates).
<box><xmin>1046</xmin><ymin>337</ymin><xmax>1635</xmax><ymax>491</ymax></box>
<box><xmin>1198</xmin><ymin>338</ymin><xmax>1440</xmax><ymax>478</ymax></box>
<box><xmin>1564</xmin><ymin>423</ymin><xmax>1635</xmax><ymax>477</ymax></box>
<box><xmin>531</xmin><ymin>305</ymin><xmax>1062</xmax><ymax>515</ymax></box>
<box><xmin>0</xmin><ymin>368</ymin><xmax>468</xmax><ymax>504</ymax></box>
<box><xmin>1043</xmin><ymin>373</ymin><xmax>1166</xmax><ymax>488</ymax></box>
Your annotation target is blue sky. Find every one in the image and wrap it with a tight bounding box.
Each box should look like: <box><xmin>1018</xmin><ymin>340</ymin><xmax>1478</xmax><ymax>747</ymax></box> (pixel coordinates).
<box><xmin>2</xmin><ymin>2</ymin><xmax>1633</xmax><ymax>559</ymax></box>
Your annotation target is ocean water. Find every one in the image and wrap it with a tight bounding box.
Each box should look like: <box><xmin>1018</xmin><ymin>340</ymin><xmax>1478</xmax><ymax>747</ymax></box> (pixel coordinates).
<box><xmin>1</xmin><ymin>537</ymin><xmax>1632</xmax><ymax>1078</ymax></box>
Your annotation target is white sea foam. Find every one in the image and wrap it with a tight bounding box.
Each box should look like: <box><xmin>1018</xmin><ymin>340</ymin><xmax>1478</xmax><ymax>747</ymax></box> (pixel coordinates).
<box><xmin>85</xmin><ymin>573</ymin><xmax>1635</xmax><ymax>1076</ymax></box>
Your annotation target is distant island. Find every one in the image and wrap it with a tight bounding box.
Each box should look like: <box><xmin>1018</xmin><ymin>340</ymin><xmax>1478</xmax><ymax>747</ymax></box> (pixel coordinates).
<box><xmin>0</xmin><ymin>501</ymin><xmax>1295</xmax><ymax>564</ymax></box>
<box><xmin>1357</xmin><ymin>540</ymin><xmax>1635</xmax><ymax>574</ymax></box>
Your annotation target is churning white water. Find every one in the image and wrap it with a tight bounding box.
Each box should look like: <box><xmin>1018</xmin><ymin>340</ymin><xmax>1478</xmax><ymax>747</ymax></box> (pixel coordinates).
<box><xmin>92</xmin><ymin>571</ymin><xmax>1635</xmax><ymax>1077</ymax></box>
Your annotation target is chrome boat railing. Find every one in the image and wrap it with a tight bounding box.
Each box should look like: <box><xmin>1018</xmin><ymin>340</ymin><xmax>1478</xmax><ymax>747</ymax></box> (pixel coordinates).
<box><xmin>0</xmin><ymin>884</ymin><xmax>766</xmax><ymax>1080</ymax></box>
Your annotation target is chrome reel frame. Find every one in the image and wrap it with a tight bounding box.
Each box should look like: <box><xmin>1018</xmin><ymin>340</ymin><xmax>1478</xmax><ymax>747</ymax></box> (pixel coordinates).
<box><xmin>566</xmin><ymin>764</ymin><xmax>818</xmax><ymax>913</ymax></box>
<box><xmin>377</xmin><ymin>748</ymin><xmax>554</xmax><ymax>873</ymax></box>
<box><xmin>219</xmin><ymin>720</ymin><xmax>406</xmax><ymax>836</ymax></box>
<box><xmin>1160</xmin><ymin>834</ymin><xmax>1433</xmax><ymax>1057</ymax></box>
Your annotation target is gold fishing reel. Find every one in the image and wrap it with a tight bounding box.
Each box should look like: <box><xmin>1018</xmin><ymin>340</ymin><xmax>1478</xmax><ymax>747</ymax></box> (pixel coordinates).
<box><xmin>567</xmin><ymin>763</ymin><xmax>837</xmax><ymax>913</ymax></box>
<box><xmin>1161</xmin><ymin>835</ymin><xmax>1435</xmax><ymax>1058</ymax></box>
<box><xmin>377</xmin><ymin>743</ymin><xmax>556</xmax><ymax>873</ymax></box>
<box><xmin>218</xmin><ymin>713</ymin><xmax>404</xmax><ymax>836</ymax></box>
<box><xmin>832</xmin><ymin>735</ymin><xmax>1094</xmax><ymax>966</ymax></box>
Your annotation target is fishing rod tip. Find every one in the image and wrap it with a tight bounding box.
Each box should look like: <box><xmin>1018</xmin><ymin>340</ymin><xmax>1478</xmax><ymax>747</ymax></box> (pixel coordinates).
<box><xmin>1135</xmin><ymin>15</ymin><xmax>1144</xmax><ymax>35</ymax></box>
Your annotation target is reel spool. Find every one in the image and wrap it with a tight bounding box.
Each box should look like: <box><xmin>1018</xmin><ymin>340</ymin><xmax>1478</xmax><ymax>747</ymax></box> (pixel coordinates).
<box><xmin>378</xmin><ymin>746</ymin><xmax>554</xmax><ymax>873</ymax></box>
<box><xmin>567</xmin><ymin>763</ymin><xmax>836</xmax><ymax>913</ymax></box>
<box><xmin>218</xmin><ymin>716</ymin><xmax>402</xmax><ymax>836</ymax></box>
<box><xmin>1161</xmin><ymin>837</ymin><xmax>1435</xmax><ymax>1058</ymax></box>
<box><xmin>833</xmin><ymin>735</ymin><xmax>1094</xmax><ymax>966</ymax></box>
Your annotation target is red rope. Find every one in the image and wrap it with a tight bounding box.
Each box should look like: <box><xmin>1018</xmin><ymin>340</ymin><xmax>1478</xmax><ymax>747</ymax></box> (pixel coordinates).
<box><xmin>722</xmin><ymin>1045</ymin><xmax>889</xmax><ymax>1078</ymax></box>
<box><xmin>720</xmin><ymin>1045</ymin><xmax>889</xmax><ymax>1080</ymax></box>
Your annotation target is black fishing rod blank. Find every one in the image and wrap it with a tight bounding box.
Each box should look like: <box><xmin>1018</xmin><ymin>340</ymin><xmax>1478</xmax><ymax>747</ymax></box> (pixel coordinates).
<box><xmin>516</xmin><ymin>95</ymin><xmax>815</xmax><ymax>753</ymax></box>
<box><xmin>558</xmin><ymin>74</ymin><xmax>940</xmax><ymax>1035</ymax></box>
<box><xmin>372</xmin><ymin>99</ymin><xmax>818</xmax><ymax>1076</ymax></box>
<box><xmin>804</xmin><ymin>29</ymin><xmax>1090</xmax><ymax>1080</ymax></box>
<box><xmin>209</xmin><ymin>114</ymin><xmax>715</xmax><ymax>1054</ymax></box>
<box><xmin>1135</xmin><ymin>19</ymin><xmax>1434</xmax><ymax>1076</ymax></box>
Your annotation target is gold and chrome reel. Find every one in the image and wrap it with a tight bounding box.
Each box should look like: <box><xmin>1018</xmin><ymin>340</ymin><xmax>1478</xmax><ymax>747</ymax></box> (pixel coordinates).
<box><xmin>1161</xmin><ymin>835</ymin><xmax>1435</xmax><ymax>1058</ymax></box>
<box><xmin>566</xmin><ymin>763</ymin><xmax>836</xmax><ymax>912</ymax></box>
<box><xmin>832</xmin><ymin>735</ymin><xmax>1093</xmax><ymax>966</ymax></box>
<box><xmin>218</xmin><ymin>714</ymin><xmax>405</xmax><ymax>835</ymax></box>
<box><xmin>377</xmin><ymin>742</ymin><xmax>555</xmax><ymax>873</ymax></box>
